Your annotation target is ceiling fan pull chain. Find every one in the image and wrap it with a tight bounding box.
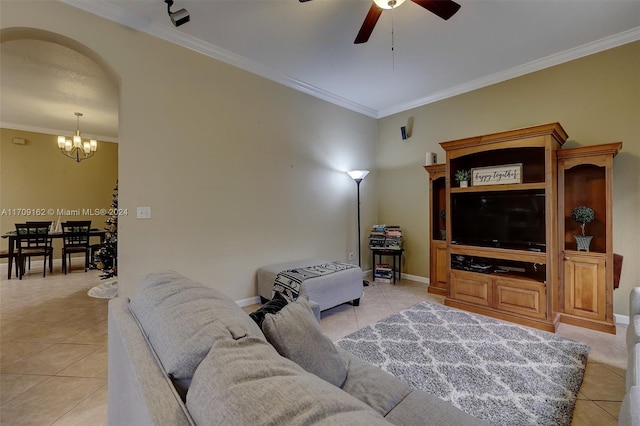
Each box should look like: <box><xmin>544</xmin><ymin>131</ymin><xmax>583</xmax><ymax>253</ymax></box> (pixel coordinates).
<box><xmin>391</xmin><ymin>7</ymin><xmax>395</xmax><ymax>70</ymax></box>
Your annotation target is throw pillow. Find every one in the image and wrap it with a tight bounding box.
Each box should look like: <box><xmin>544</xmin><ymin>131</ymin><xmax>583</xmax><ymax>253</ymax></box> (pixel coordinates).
<box><xmin>261</xmin><ymin>296</ymin><xmax>348</xmax><ymax>388</ymax></box>
<box><xmin>249</xmin><ymin>291</ymin><xmax>288</xmax><ymax>327</ymax></box>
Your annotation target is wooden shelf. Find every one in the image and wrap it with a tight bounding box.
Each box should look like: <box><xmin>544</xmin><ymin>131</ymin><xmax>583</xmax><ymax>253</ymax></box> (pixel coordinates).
<box><xmin>557</xmin><ymin>142</ymin><xmax>621</xmax><ymax>334</ymax></box>
<box><xmin>450</xmin><ymin>182</ymin><xmax>546</xmax><ymax>193</ymax></box>
<box><xmin>427</xmin><ymin>124</ymin><xmax>619</xmax><ymax>334</ymax></box>
<box><xmin>449</xmin><ymin>244</ymin><xmax>547</xmax><ymax>264</ymax></box>
<box><xmin>440</xmin><ymin>123</ymin><xmax>566</xmax><ymax>332</ymax></box>
<box><xmin>424</xmin><ymin>164</ymin><xmax>447</xmax><ymax>296</ymax></box>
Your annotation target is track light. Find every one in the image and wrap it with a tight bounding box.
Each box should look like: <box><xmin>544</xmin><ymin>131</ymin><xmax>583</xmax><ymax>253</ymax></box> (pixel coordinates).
<box><xmin>165</xmin><ymin>0</ymin><xmax>190</xmax><ymax>27</ymax></box>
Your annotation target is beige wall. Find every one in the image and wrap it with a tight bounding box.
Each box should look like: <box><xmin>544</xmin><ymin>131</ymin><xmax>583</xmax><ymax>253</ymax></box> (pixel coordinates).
<box><xmin>1</xmin><ymin>1</ymin><xmax>378</xmax><ymax>300</ymax></box>
<box><xmin>0</xmin><ymin>128</ymin><xmax>118</xmax><ymax>258</ymax></box>
<box><xmin>376</xmin><ymin>41</ymin><xmax>640</xmax><ymax>316</ymax></box>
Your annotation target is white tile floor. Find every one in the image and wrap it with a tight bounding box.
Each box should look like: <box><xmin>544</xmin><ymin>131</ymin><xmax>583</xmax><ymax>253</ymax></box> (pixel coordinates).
<box><xmin>0</xmin><ymin>263</ymin><xmax>628</xmax><ymax>425</ymax></box>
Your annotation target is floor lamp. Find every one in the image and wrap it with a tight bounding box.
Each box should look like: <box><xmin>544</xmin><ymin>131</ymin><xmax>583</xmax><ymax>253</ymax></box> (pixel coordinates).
<box><xmin>348</xmin><ymin>170</ymin><xmax>370</xmax><ymax>286</ymax></box>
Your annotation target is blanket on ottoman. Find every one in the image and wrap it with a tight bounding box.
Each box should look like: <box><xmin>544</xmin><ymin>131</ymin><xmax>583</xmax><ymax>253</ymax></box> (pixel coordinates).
<box><xmin>273</xmin><ymin>261</ymin><xmax>357</xmax><ymax>301</ymax></box>
<box><xmin>257</xmin><ymin>259</ymin><xmax>363</xmax><ymax>312</ymax></box>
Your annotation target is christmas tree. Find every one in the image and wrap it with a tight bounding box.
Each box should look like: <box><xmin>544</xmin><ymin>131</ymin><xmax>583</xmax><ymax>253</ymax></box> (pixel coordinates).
<box><xmin>95</xmin><ymin>182</ymin><xmax>118</xmax><ymax>280</ymax></box>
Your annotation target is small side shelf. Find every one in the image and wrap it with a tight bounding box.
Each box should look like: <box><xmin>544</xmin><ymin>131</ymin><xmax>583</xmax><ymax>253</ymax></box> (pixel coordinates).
<box><xmin>557</xmin><ymin>142</ymin><xmax>621</xmax><ymax>334</ymax></box>
<box><xmin>424</xmin><ymin>164</ymin><xmax>447</xmax><ymax>295</ymax></box>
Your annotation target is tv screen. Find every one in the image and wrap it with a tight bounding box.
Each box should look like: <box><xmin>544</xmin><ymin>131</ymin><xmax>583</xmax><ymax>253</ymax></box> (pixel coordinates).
<box><xmin>451</xmin><ymin>190</ymin><xmax>546</xmax><ymax>251</ymax></box>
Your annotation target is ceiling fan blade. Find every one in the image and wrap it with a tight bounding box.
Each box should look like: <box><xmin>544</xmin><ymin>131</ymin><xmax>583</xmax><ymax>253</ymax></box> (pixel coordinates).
<box><xmin>411</xmin><ymin>0</ymin><xmax>461</xmax><ymax>20</ymax></box>
<box><xmin>354</xmin><ymin>3</ymin><xmax>383</xmax><ymax>44</ymax></box>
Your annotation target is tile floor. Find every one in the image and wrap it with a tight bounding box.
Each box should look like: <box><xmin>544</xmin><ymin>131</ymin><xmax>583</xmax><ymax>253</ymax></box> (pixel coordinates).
<box><xmin>0</xmin><ymin>263</ymin><xmax>628</xmax><ymax>425</ymax></box>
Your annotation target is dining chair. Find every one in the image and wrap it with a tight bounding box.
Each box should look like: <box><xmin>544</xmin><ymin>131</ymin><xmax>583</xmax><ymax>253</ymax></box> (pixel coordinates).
<box><xmin>14</xmin><ymin>222</ymin><xmax>53</xmax><ymax>279</ymax></box>
<box><xmin>0</xmin><ymin>248</ymin><xmax>19</xmax><ymax>278</ymax></box>
<box><xmin>61</xmin><ymin>221</ymin><xmax>92</xmax><ymax>274</ymax></box>
<box><xmin>25</xmin><ymin>221</ymin><xmax>55</xmax><ymax>273</ymax></box>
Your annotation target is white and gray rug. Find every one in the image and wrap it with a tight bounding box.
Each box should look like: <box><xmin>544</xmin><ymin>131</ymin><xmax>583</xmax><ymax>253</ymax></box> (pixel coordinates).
<box><xmin>87</xmin><ymin>280</ymin><xmax>118</xmax><ymax>299</ymax></box>
<box><xmin>335</xmin><ymin>301</ymin><xmax>589</xmax><ymax>426</ymax></box>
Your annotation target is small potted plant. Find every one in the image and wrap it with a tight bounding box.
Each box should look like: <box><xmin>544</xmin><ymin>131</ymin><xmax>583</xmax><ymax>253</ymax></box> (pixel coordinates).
<box><xmin>439</xmin><ymin>209</ymin><xmax>446</xmax><ymax>240</ymax></box>
<box><xmin>455</xmin><ymin>169</ymin><xmax>470</xmax><ymax>187</ymax></box>
<box><xmin>571</xmin><ymin>206</ymin><xmax>595</xmax><ymax>251</ymax></box>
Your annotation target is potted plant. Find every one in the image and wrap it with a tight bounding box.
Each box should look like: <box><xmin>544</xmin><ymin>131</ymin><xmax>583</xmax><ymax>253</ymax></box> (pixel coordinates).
<box><xmin>439</xmin><ymin>209</ymin><xmax>446</xmax><ymax>240</ymax></box>
<box><xmin>571</xmin><ymin>206</ymin><xmax>595</xmax><ymax>251</ymax></box>
<box><xmin>455</xmin><ymin>169</ymin><xmax>470</xmax><ymax>187</ymax></box>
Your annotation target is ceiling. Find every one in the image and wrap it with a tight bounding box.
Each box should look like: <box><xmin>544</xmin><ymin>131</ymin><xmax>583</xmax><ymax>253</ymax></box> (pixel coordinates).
<box><xmin>1</xmin><ymin>0</ymin><xmax>639</xmax><ymax>140</ymax></box>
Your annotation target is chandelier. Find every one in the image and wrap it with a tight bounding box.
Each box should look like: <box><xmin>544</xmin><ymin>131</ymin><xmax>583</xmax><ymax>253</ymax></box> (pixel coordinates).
<box><xmin>57</xmin><ymin>112</ymin><xmax>97</xmax><ymax>163</ymax></box>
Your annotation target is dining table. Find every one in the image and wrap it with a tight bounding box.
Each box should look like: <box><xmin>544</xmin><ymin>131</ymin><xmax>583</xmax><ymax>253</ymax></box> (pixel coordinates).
<box><xmin>2</xmin><ymin>229</ymin><xmax>106</xmax><ymax>279</ymax></box>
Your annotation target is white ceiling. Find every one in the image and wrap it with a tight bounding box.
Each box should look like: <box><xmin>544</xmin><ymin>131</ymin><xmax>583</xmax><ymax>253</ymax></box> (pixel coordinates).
<box><xmin>1</xmin><ymin>0</ymin><xmax>639</xmax><ymax>140</ymax></box>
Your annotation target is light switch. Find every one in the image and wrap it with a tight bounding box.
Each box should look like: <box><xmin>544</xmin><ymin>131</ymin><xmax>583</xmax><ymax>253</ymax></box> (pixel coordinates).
<box><xmin>137</xmin><ymin>206</ymin><xmax>151</xmax><ymax>219</ymax></box>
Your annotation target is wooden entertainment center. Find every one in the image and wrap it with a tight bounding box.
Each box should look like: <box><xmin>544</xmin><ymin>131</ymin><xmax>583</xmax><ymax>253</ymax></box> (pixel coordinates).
<box><xmin>425</xmin><ymin>123</ymin><xmax>621</xmax><ymax>333</ymax></box>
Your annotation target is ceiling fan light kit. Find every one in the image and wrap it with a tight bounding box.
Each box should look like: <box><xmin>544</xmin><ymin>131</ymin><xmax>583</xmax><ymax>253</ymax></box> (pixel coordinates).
<box><xmin>373</xmin><ymin>0</ymin><xmax>407</xmax><ymax>9</ymax></box>
<box><xmin>300</xmin><ymin>0</ymin><xmax>460</xmax><ymax>44</ymax></box>
<box><xmin>358</xmin><ymin>0</ymin><xmax>460</xmax><ymax>44</ymax></box>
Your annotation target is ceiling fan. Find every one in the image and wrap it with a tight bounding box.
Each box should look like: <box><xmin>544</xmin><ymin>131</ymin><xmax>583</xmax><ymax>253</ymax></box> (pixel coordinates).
<box><xmin>300</xmin><ymin>0</ymin><xmax>461</xmax><ymax>44</ymax></box>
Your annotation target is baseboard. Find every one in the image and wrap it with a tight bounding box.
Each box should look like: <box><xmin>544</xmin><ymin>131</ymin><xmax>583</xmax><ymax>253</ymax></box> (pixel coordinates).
<box><xmin>236</xmin><ymin>296</ymin><xmax>261</xmax><ymax>308</ymax></box>
<box><xmin>615</xmin><ymin>313</ymin><xmax>630</xmax><ymax>326</ymax></box>
<box><xmin>401</xmin><ymin>273</ymin><xmax>429</xmax><ymax>284</ymax></box>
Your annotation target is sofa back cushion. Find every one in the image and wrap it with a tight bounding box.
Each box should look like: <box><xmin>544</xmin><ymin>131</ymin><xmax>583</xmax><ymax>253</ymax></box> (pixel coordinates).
<box><xmin>129</xmin><ymin>270</ymin><xmax>265</xmax><ymax>380</ymax></box>
<box><xmin>187</xmin><ymin>333</ymin><xmax>391</xmax><ymax>426</ymax></box>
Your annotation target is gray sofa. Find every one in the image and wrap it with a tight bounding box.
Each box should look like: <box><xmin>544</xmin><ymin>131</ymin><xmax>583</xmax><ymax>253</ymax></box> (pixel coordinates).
<box><xmin>108</xmin><ymin>270</ymin><xmax>486</xmax><ymax>426</ymax></box>
<box><xmin>620</xmin><ymin>287</ymin><xmax>640</xmax><ymax>426</ymax></box>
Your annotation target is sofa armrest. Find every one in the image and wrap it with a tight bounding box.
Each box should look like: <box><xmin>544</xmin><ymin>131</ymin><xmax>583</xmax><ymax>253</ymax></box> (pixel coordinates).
<box><xmin>628</xmin><ymin>288</ymin><xmax>640</xmax><ymax>350</ymax></box>
<box><xmin>619</xmin><ymin>386</ymin><xmax>640</xmax><ymax>426</ymax></box>
<box><xmin>630</xmin><ymin>288</ymin><xmax>640</xmax><ymax>318</ymax></box>
<box><xmin>108</xmin><ymin>297</ymin><xmax>193</xmax><ymax>426</ymax></box>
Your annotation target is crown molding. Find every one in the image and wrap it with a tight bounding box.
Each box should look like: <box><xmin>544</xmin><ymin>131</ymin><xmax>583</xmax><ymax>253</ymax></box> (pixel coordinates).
<box><xmin>1</xmin><ymin>122</ymin><xmax>118</xmax><ymax>143</ymax></box>
<box><xmin>58</xmin><ymin>1</ymin><xmax>639</xmax><ymax>119</ymax></box>
<box><xmin>378</xmin><ymin>26</ymin><xmax>640</xmax><ymax>118</ymax></box>
<box><xmin>58</xmin><ymin>0</ymin><xmax>378</xmax><ymax>118</ymax></box>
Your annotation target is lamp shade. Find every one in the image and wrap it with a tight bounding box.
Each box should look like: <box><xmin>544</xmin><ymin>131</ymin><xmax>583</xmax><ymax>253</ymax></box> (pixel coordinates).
<box><xmin>347</xmin><ymin>170</ymin><xmax>370</xmax><ymax>181</ymax></box>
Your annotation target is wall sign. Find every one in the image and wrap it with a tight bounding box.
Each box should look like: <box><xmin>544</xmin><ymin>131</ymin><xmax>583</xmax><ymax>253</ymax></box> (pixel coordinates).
<box><xmin>471</xmin><ymin>163</ymin><xmax>523</xmax><ymax>186</ymax></box>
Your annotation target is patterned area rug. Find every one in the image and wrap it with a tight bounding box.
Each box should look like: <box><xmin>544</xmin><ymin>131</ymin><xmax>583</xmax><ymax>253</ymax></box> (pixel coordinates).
<box><xmin>336</xmin><ymin>301</ymin><xmax>589</xmax><ymax>426</ymax></box>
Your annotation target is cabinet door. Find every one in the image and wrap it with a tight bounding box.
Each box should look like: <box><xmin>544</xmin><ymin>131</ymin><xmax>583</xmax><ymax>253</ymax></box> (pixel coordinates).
<box><xmin>435</xmin><ymin>243</ymin><xmax>448</xmax><ymax>287</ymax></box>
<box><xmin>450</xmin><ymin>270</ymin><xmax>491</xmax><ymax>306</ymax></box>
<box><xmin>428</xmin><ymin>241</ymin><xmax>448</xmax><ymax>295</ymax></box>
<box><xmin>494</xmin><ymin>278</ymin><xmax>546</xmax><ymax>319</ymax></box>
<box><xmin>563</xmin><ymin>253</ymin><xmax>606</xmax><ymax>320</ymax></box>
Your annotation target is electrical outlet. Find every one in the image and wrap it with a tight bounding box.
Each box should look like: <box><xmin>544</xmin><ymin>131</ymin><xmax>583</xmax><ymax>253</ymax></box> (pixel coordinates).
<box><xmin>349</xmin><ymin>252</ymin><xmax>354</xmax><ymax>260</ymax></box>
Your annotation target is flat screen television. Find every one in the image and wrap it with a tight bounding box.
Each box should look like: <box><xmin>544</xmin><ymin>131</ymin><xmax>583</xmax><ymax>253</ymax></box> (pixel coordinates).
<box><xmin>451</xmin><ymin>190</ymin><xmax>546</xmax><ymax>252</ymax></box>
